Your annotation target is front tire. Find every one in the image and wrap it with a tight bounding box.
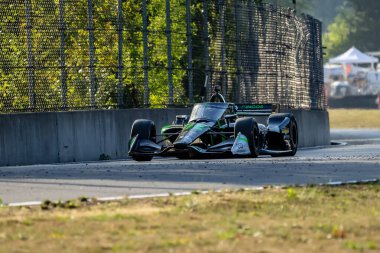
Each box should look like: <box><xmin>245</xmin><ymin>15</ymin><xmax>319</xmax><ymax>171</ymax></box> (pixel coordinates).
<box><xmin>130</xmin><ymin>119</ymin><xmax>156</xmax><ymax>161</ymax></box>
<box><xmin>234</xmin><ymin>117</ymin><xmax>260</xmax><ymax>158</ymax></box>
<box><xmin>132</xmin><ymin>155</ymin><xmax>153</xmax><ymax>161</ymax></box>
<box><xmin>175</xmin><ymin>152</ymin><xmax>190</xmax><ymax>159</ymax></box>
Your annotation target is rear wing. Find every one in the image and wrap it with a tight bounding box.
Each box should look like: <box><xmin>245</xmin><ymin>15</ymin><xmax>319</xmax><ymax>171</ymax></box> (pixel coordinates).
<box><xmin>235</xmin><ymin>104</ymin><xmax>280</xmax><ymax>116</ymax></box>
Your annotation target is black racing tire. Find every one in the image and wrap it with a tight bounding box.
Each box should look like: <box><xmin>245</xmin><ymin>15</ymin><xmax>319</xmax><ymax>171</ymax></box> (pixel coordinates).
<box><xmin>288</xmin><ymin>118</ymin><xmax>298</xmax><ymax>156</ymax></box>
<box><xmin>131</xmin><ymin>155</ymin><xmax>153</xmax><ymax>161</ymax></box>
<box><xmin>268</xmin><ymin>113</ymin><xmax>298</xmax><ymax>157</ymax></box>
<box><xmin>234</xmin><ymin>117</ymin><xmax>260</xmax><ymax>158</ymax></box>
<box><xmin>130</xmin><ymin>119</ymin><xmax>156</xmax><ymax>161</ymax></box>
<box><xmin>175</xmin><ymin>153</ymin><xmax>190</xmax><ymax>159</ymax></box>
<box><xmin>130</xmin><ymin>119</ymin><xmax>156</xmax><ymax>142</ymax></box>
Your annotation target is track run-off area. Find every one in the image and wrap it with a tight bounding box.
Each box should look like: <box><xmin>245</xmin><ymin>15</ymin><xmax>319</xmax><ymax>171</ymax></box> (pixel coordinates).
<box><xmin>1</xmin><ymin>129</ymin><xmax>379</xmax><ymax>205</ymax></box>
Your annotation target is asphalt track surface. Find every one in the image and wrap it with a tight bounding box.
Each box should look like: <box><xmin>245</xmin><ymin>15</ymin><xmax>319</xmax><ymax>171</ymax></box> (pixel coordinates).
<box><xmin>1</xmin><ymin>129</ymin><xmax>380</xmax><ymax>204</ymax></box>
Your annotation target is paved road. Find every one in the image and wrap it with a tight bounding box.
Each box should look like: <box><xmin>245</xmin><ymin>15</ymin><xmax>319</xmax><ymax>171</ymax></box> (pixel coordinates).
<box><xmin>1</xmin><ymin>129</ymin><xmax>379</xmax><ymax>204</ymax></box>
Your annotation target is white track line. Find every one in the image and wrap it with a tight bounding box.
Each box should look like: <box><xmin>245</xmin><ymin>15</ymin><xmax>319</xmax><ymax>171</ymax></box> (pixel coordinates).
<box><xmin>6</xmin><ymin>179</ymin><xmax>378</xmax><ymax>207</ymax></box>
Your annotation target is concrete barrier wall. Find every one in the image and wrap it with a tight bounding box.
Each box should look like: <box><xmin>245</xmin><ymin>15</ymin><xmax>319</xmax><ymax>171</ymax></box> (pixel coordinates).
<box><xmin>286</xmin><ymin>109</ymin><xmax>330</xmax><ymax>148</ymax></box>
<box><xmin>0</xmin><ymin>108</ymin><xmax>329</xmax><ymax>166</ymax></box>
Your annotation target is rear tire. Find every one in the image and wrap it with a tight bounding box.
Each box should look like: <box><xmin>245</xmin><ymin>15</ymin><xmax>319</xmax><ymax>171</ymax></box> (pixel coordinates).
<box><xmin>267</xmin><ymin>114</ymin><xmax>298</xmax><ymax>157</ymax></box>
<box><xmin>130</xmin><ymin>119</ymin><xmax>156</xmax><ymax>161</ymax></box>
<box><xmin>288</xmin><ymin>119</ymin><xmax>298</xmax><ymax>156</ymax></box>
<box><xmin>234</xmin><ymin>117</ymin><xmax>260</xmax><ymax>158</ymax></box>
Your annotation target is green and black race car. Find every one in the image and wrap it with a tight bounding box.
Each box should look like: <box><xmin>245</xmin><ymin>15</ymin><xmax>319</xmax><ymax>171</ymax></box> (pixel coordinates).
<box><xmin>128</xmin><ymin>92</ymin><xmax>298</xmax><ymax>161</ymax></box>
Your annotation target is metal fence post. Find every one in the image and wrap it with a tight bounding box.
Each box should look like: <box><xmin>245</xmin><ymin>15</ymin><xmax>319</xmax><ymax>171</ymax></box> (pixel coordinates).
<box><xmin>186</xmin><ymin>0</ymin><xmax>193</xmax><ymax>104</ymax></box>
<box><xmin>248</xmin><ymin>0</ymin><xmax>256</xmax><ymax>103</ymax></box>
<box><xmin>59</xmin><ymin>0</ymin><xmax>67</xmax><ymax>109</ymax></box>
<box><xmin>234</xmin><ymin>0</ymin><xmax>241</xmax><ymax>103</ymax></box>
<box><xmin>25</xmin><ymin>0</ymin><xmax>35</xmax><ymax>110</ymax></box>
<box><xmin>219</xmin><ymin>0</ymin><xmax>227</xmax><ymax>97</ymax></box>
<box><xmin>142</xmin><ymin>0</ymin><xmax>150</xmax><ymax>107</ymax></box>
<box><xmin>117</xmin><ymin>0</ymin><xmax>124</xmax><ymax>107</ymax></box>
<box><xmin>87</xmin><ymin>0</ymin><xmax>96</xmax><ymax>108</ymax></box>
<box><xmin>166</xmin><ymin>0</ymin><xmax>173</xmax><ymax>106</ymax></box>
<box><xmin>203</xmin><ymin>0</ymin><xmax>210</xmax><ymax>101</ymax></box>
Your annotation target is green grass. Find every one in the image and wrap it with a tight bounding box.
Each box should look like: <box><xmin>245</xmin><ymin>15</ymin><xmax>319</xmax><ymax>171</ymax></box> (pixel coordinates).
<box><xmin>329</xmin><ymin>109</ymin><xmax>380</xmax><ymax>128</ymax></box>
<box><xmin>1</xmin><ymin>183</ymin><xmax>380</xmax><ymax>253</ymax></box>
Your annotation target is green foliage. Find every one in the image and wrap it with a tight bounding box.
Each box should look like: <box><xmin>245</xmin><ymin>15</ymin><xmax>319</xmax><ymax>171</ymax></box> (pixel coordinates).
<box><xmin>345</xmin><ymin>240</ymin><xmax>377</xmax><ymax>251</ymax></box>
<box><xmin>0</xmin><ymin>0</ymin><xmax>188</xmax><ymax>110</ymax></box>
<box><xmin>323</xmin><ymin>0</ymin><xmax>380</xmax><ymax>60</ymax></box>
<box><xmin>322</xmin><ymin>7</ymin><xmax>355</xmax><ymax>60</ymax></box>
<box><xmin>0</xmin><ymin>0</ymin><xmax>325</xmax><ymax>110</ymax></box>
<box><xmin>346</xmin><ymin>0</ymin><xmax>380</xmax><ymax>51</ymax></box>
<box><xmin>40</xmin><ymin>196</ymin><xmax>94</xmax><ymax>210</ymax></box>
<box><xmin>146</xmin><ymin>0</ymin><xmax>187</xmax><ymax>105</ymax></box>
<box><xmin>307</xmin><ymin>0</ymin><xmax>344</xmax><ymax>31</ymax></box>
<box><xmin>287</xmin><ymin>188</ymin><xmax>297</xmax><ymax>200</ymax></box>
<box><xmin>191</xmin><ymin>190</ymin><xmax>200</xmax><ymax>195</ymax></box>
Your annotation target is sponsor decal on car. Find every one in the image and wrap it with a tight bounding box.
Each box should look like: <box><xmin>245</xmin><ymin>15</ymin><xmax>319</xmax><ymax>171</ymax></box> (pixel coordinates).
<box><xmin>231</xmin><ymin>132</ymin><xmax>251</xmax><ymax>155</ymax></box>
<box><xmin>176</xmin><ymin>123</ymin><xmax>209</xmax><ymax>144</ymax></box>
<box><xmin>281</xmin><ymin>128</ymin><xmax>289</xmax><ymax>134</ymax></box>
<box><xmin>128</xmin><ymin>134</ymin><xmax>139</xmax><ymax>151</ymax></box>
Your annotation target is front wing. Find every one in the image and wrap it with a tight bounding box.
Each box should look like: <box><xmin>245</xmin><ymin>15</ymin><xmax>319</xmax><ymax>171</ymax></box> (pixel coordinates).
<box><xmin>129</xmin><ymin>134</ymin><xmax>294</xmax><ymax>158</ymax></box>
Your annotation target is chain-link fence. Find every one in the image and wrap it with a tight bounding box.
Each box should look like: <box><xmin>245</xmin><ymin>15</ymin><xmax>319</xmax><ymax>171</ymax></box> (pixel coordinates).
<box><xmin>0</xmin><ymin>0</ymin><xmax>324</xmax><ymax>112</ymax></box>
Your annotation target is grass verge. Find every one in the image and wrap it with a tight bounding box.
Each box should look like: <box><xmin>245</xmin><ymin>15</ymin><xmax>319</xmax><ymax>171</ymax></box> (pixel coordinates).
<box><xmin>329</xmin><ymin>109</ymin><xmax>380</xmax><ymax>128</ymax></box>
<box><xmin>1</xmin><ymin>182</ymin><xmax>380</xmax><ymax>253</ymax></box>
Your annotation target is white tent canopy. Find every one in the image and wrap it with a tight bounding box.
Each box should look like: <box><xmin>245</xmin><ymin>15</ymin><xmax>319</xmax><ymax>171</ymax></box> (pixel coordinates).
<box><xmin>329</xmin><ymin>46</ymin><xmax>379</xmax><ymax>64</ymax></box>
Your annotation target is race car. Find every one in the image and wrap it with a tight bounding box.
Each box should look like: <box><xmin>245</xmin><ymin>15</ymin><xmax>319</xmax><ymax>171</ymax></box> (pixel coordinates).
<box><xmin>128</xmin><ymin>91</ymin><xmax>298</xmax><ymax>161</ymax></box>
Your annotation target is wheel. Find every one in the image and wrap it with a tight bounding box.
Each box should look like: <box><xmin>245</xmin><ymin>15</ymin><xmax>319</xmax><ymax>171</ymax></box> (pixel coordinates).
<box><xmin>267</xmin><ymin>113</ymin><xmax>298</xmax><ymax>157</ymax></box>
<box><xmin>130</xmin><ymin>119</ymin><xmax>156</xmax><ymax>161</ymax></box>
<box><xmin>130</xmin><ymin>119</ymin><xmax>156</xmax><ymax>142</ymax></box>
<box><xmin>175</xmin><ymin>153</ymin><xmax>190</xmax><ymax>159</ymax></box>
<box><xmin>132</xmin><ymin>155</ymin><xmax>153</xmax><ymax>161</ymax></box>
<box><xmin>288</xmin><ymin>119</ymin><xmax>298</xmax><ymax>156</ymax></box>
<box><xmin>234</xmin><ymin>117</ymin><xmax>260</xmax><ymax>157</ymax></box>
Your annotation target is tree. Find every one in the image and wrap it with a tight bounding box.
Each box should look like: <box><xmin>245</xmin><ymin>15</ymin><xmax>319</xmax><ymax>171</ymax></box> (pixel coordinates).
<box><xmin>322</xmin><ymin>6</ymin><xmax>354</xmax><ymax>61</ymax></box>
<box><xmin>347</xmin><ymin>0</ymin><xmax>380</xmax><ymax>51</ymax></box>
<box><xmin>323</xmin><ymin>0</ymin><xmax>380</xmax><ymax>60</ymax></box>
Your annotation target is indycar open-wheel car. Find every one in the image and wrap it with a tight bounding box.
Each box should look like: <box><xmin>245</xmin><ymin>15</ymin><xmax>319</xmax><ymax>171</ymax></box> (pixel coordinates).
<box><xmin>128</xmin><ymin>91</ymin><xmax>298</xmax><ymax>161</ymax></box>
